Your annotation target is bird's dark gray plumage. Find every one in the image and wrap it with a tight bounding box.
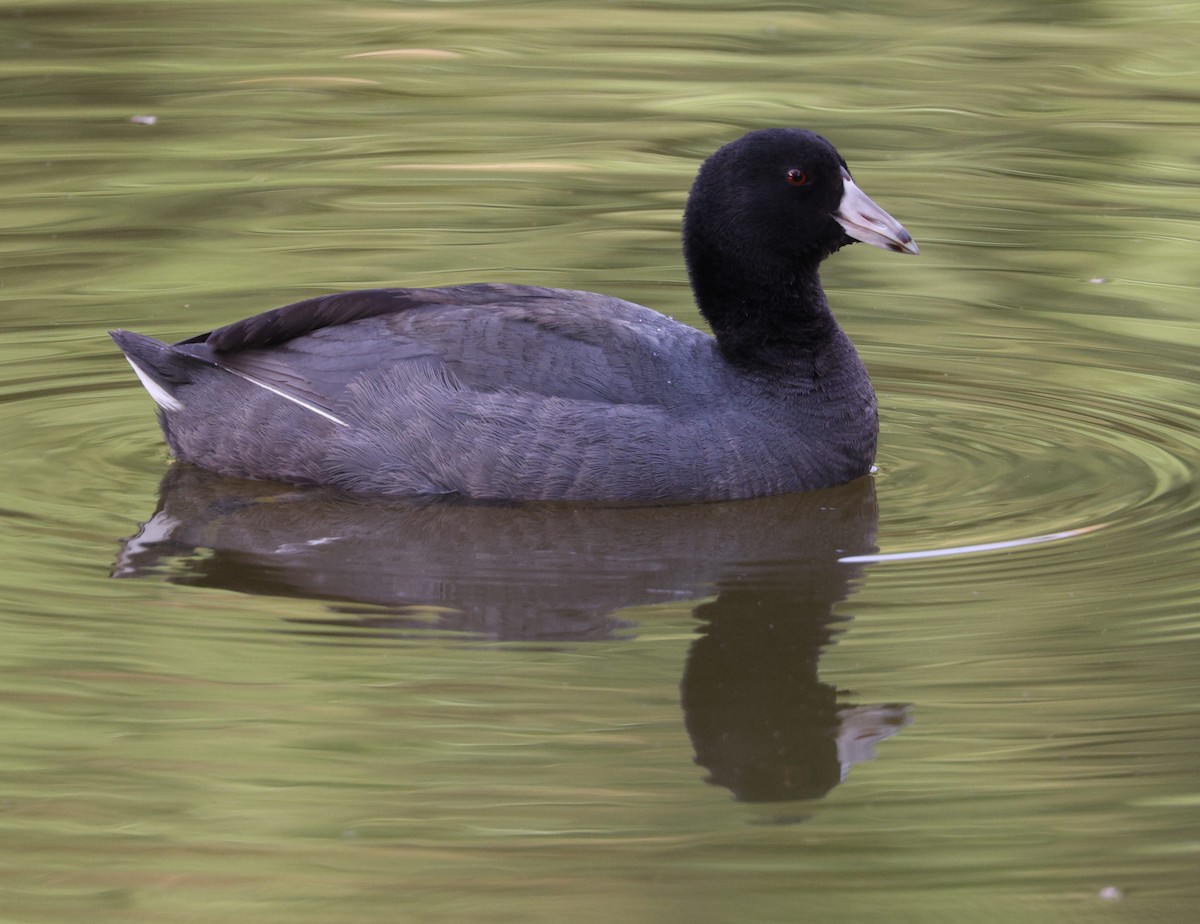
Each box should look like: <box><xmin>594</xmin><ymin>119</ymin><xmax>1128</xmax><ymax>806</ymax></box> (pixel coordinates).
<box><xmin>111</xmin><ymin>128</ymin><xmax>917</xmax><ymax>502</ymax></box>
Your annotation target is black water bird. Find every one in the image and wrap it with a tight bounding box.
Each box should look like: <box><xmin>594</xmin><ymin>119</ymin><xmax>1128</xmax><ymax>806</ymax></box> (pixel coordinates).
<box><xmin>111</xmin><ymin>128</ymin><xmax>917</xmax><ymax>501</ymax></box>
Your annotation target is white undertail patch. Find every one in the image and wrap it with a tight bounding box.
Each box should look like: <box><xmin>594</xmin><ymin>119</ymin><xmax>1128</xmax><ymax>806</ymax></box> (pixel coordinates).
<box><xmin>124</xmin><ymin>356</ymin><xmax>184</xmax><ymax>412</ymax></box>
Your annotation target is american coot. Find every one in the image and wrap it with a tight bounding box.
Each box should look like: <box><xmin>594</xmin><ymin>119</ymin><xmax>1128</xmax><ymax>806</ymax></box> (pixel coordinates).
<box><xmin>111</xmin><ymin>128</ymin><xmax>917</xmax><ymax>502</ymax></box>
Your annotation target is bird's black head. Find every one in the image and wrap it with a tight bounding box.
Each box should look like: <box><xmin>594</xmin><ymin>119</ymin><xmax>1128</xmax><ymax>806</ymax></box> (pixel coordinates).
<box><xmin>681</xmin><ymin>128</ymin><xmax>916</xmax><ymax>336</ymax></box>
<box><xmin>681</xmin><ymin>127</ymin><xmax>912</xmax><ymax>364</ymax></box>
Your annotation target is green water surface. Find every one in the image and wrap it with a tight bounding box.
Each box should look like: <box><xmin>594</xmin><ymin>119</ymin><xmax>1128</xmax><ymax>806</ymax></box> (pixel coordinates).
<box><xmin>1</xmin><ymin>1</ymin><xmax>1199</xmax><ymax>921</ymax></box>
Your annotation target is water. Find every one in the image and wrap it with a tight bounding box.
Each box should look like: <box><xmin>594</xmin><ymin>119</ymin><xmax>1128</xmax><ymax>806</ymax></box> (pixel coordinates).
<box><xmin>2</xmin><ymin>0</ymin><xmax>1199</xmax><ymax>920</ymax></box>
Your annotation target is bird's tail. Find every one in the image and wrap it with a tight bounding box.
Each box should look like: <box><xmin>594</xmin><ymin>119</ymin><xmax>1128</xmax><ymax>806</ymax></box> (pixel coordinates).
<box><xmin>109</xmin><ymin>330</ymin><xmax>213</xmax><ymax>412</ymax></box>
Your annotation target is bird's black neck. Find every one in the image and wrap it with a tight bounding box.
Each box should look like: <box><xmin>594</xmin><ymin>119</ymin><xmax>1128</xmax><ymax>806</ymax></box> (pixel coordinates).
<box><xmin>688</xmin><ymin>248</ymin><xmax>844</xmax><ymax>373</ymax></box>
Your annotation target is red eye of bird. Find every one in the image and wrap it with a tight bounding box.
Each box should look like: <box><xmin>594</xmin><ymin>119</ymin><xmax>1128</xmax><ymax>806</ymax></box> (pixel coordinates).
<box><xmin>786</xmin><ymin>168</ymin><xmax>809</xmax><ymax>187</ymax></box>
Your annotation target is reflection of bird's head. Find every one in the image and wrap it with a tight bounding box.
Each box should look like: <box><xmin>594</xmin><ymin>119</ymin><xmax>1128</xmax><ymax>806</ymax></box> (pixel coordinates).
<box><xmin>680</xmin><ymin>477</ymin><xmax>899</xmax><ymax>803</ymax></box>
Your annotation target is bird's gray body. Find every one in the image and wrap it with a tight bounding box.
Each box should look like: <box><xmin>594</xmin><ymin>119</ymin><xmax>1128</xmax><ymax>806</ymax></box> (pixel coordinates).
<box><xmin>112</xmin><ymin>283</ymin><xmax>876</xmax><ymax>501</ymax></box>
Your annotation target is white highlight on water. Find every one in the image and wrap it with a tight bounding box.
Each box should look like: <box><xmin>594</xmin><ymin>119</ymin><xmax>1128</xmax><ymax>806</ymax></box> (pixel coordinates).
<box><xmin>840</xmin><ymin>524</ymin><xmax>1105</xmax><ymax>564</ymax></box>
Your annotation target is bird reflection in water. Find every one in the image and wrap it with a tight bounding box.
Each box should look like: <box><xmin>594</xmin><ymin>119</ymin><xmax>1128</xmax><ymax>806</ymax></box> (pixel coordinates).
<box><xmin>114</xmin><ymin>464</ymin><xmax>910</xmax><ymax>803</ymax></box>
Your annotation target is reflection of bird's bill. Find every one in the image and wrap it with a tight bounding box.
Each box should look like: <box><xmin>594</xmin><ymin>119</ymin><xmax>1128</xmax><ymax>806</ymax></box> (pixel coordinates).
<box><xmin>837</xmin><ymin>703</ymin><xmax>913</xmax><ymax>782</ymax></box>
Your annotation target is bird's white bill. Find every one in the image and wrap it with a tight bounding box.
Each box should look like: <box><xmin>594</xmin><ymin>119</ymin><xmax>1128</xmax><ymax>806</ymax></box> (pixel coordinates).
<box><xmin>834</xmin><ymin>172</ymin><xmax>918</xmax><ymax>255</ymax></box>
